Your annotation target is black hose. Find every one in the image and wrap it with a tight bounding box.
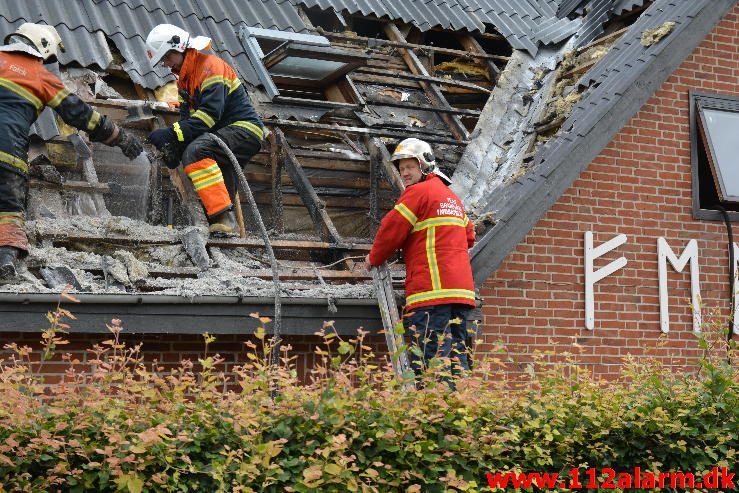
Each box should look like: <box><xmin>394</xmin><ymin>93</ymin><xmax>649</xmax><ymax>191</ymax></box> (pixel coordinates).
<box><xmin>207</xmin><ymin>134</ymin><xmax>283</xmax><ymax>362</ymax></box>
<box><xmin>713</xmin><ymin>205</ymin><xmax>735</xmax><ymax>343</ymax></box>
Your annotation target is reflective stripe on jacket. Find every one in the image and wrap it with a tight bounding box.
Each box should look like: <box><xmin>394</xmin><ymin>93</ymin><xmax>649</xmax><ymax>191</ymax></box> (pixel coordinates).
<box><xmin>368</xmin><ymin>174</ymin><xmax>476</xmax><ymax>310</ymax></box>
<box><xmin>175</xmin><ymin>49</ymin><xmax>263</xmax><ymax>144</ymax></box>
<box><xmin>0</xmin><ymin>51</ymin><xmax>108</xmax><ymax>175</ymax></box>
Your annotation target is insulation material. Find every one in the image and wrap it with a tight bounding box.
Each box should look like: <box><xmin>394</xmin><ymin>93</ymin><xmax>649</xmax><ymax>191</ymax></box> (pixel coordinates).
<box><xmin>434</xmin><ymin>59</ymin><xmax>488</xmax><ymax>78</ymax></box>
<box><xmin>154</xmin><ymin>81</ymin><xmax>179</xmax><ymax>104</ymax></box>
<box><xmin>640</xmin><ymin>21</ymin><xmax>676</xmax><ymax>46</ymax></box>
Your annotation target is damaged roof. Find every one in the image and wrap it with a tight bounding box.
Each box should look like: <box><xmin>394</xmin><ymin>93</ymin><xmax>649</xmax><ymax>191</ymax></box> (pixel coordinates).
<box><xmin>0</xmin><ymin>0</ymin><xmax>309</xmax><ymax>89</ymax></box>
<box><xmin>466</xmin><ymin>0</ymin><xmax>736</xmax><ymax>284</ymax></box>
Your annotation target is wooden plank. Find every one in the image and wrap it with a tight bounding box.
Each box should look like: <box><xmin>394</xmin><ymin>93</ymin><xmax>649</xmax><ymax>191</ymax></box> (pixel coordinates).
<box><xmin>456</xmin><ymin>33</ymin><xmax>500</xmax><ymax>82</ymax></box>
<box><xmin>383</xmin><ymin>23</ymin><xmax>470</xmax><ymax>141</ymax></box>
<box><xmin>365</xmin><ymin>96</ymin><xmax>482</xmax><ymax>116</ymax></box>
<box><xmin>42</xmin><ymin>230</ymin><xmax>373</xmax><ymax>251</ymax></box>
<box><xmin>268</xmin><ymin>119</ymin><xmax>468</xmax><ymax>146</ymax></box>
<box><xmin>351</xmin><ymin>73</ymin><xmax>423</xmax><ymax>90</ymax></box>
<box><xmin>275</xmin><ymin>128</ymin><xmax>344</xmax><ymax>244</ymax></box>
<box><xmin>367</xmin><ymin>137</ymin><xmax>404</xmax><ymax>196</ymax></box>
<box><xmin>245</xmin><ymin>171</ymin><xmax>390</xmax><ymax>191</ymax></box>
<box><xmin>316</xmin><ymin>27</ymin><xmax>510</xmax><ymax>62</ymax></box>
<box><xmin>356</xmin><ymin>67</ymin><xmax>492</xmax><ymax>93</ymax></box>
<box><xmin>252</xmin><ymin>192</ymin><xmax>393</xmax><ymax>210</ymax></box>
<box><xmin>268</xmin><ymin>132</ymin><xmax>284</xmax><ymax>234</ymax></box>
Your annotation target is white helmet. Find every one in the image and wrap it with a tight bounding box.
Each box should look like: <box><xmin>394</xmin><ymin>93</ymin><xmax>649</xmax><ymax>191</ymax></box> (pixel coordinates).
<box><xmin>145</xmin><ymin>24</ymin><xmax>212</xmax><ymax>66</ymax></box>
<box><xmin>390</xmin><ymin>137</ymin><xmax>452</xmax><ymax>185</ymax></box>
<box><xmin>4</xmin><ymin>23</ymin><xmax>64</xmax><ymax>61</ymax></box>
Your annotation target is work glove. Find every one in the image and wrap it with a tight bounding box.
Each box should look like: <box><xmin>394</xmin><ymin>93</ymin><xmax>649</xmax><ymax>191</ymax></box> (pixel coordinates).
<box><xmin>160</xmin><ymin>142</ymin><xmax>184</xmax><ymax>169</ymax></box>
<box><xmin>148</xmin><ymin>127</ymin><xmax>176</xmax><ymax>150</ymax></box>
<box><xmin>116</xmin><ymin>128</ymin><xmax>144</xmax><ymax>160</ymax></box>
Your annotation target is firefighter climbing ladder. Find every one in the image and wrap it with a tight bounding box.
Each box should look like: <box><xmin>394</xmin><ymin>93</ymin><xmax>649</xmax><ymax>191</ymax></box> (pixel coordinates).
<box><xmin>371</xmin><ymin>263</ymin><xmax>414</xmax><ymax>389</ymax></box>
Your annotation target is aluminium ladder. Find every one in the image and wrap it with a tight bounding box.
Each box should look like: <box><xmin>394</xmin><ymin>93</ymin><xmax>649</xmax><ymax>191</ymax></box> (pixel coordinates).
<box><xmin>371</xmin><ymin>263</ymin><xmax>414</xmax><ymax>390</ymax></box>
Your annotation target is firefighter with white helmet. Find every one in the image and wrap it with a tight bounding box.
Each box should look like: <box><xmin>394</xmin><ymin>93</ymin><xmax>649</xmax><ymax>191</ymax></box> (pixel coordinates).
<box><xmin>0</xmin><ymin>23</ymin><xmax>143</xmax><ymax>279</ymax></box>
<box><xmin>145</xmin><ymin>24</ymin><xmax>264</xmax><ymax>237</ymax></box>
<box><xmin>366</xmin><ymin>137</ymin><xmax>475</xmax><ymax>386</ymax></box>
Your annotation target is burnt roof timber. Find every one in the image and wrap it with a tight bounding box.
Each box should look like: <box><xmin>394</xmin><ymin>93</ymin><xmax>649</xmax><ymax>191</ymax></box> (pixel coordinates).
<box><xmin>314</xmin><ymin>27</ymin><xmax>510</xmax><ymax>62</ymax></box>
<box><xmin>355</xmin><ymin>68</ymin><xmax>492</xmax><ymax>93</ymax></box>
<box><xmin>383</xmin><ymin>22</ymin><xmax>470</xmax><ymax>142</ymax></box>
<box><xmin>275</xmin><ymin>128</ymin><xmax>346</xmax><ymax>245</ymax></box>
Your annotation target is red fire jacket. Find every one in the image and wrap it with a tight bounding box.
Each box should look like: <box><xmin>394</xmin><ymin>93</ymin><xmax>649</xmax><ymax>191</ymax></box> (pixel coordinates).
<box><xmin>368</xmin><ymin>174</ymin><xmax>476</xmax><ymax>310</ymax></box>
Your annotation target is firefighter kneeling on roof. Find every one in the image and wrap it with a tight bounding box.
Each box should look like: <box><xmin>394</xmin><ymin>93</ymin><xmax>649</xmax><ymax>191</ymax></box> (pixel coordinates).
<box><xmin>365</xmin><ymin>138</ymin><xmax>476</xmax><ymax>385</ymax></box>
<box><xmin>0</xmin><ymin>23</ymin><xmax>144</xmax><ymax>280</ymax></box>
<box><xmin>145</xmin><ymin>24</ymin><xmax>264</xmax><ymax>238</ymax></box>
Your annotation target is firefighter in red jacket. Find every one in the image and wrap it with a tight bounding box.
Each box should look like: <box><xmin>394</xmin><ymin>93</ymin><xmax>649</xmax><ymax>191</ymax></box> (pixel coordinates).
<box><xmin>145</xmin><ymin>24</ymin><xmax>264</xmax><ymax>237</ymax></box>
<box><xmin>0</xmin><ymin>23</ymin><xmax>143</xmax><ymax>280</ymax></box>
<box><xmin>366</xmin><ymin>138</ymin><xmax>476</xmax><ymax>381</ymax></box>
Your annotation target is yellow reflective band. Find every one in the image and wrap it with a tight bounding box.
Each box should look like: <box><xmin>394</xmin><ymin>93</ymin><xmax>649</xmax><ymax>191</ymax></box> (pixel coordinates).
<box><xmin>0</xmin><ymin>212</ymin><xmax>24</xmax><ymax>226</ymax></box>
<box><xmin>192</xmin><ymin>109</ymin><xmax>215</xmax><ymax>128</ymax></box>
<box><xmin>229</xmin><ymin>120</ymin><xmax>263</xmax><ymax>140</ymax></box>
<box><xmin>228</xmin><ymin>78</ymin><xmax>242</xmax><ymax>94</ymax></box>
<box><xmin>193</xmin><ymin>175</ymin><xmax>224</xmax><ymax>191</ymax></box>
<box><xmin>463</xmin><ymin>215</ymin><xmax>469</xmax><ymax>226</ymax></box>
<box><xmin>178</xmin><ymin>96</ymin><xmax>185</xmax><ymax>103</ymax></box>
<box><xmin>173</xmin><ymin>122</ymin><xmax>184</xmax><ymax>142</ymax></box>
<box><xmin>0</xmin><ymin>151</ymin><xmax>29</xmax><ymax>174</ymax></box>
<box><xmin>394</xmin><ymin>203</ymin><xmax>417</xmax><ymax>226</ymax></box>
<box><xmin>201</xmin><ymin>75</ymin><xmax>226</xmax><ymax>91</ymax></box>
<box><xmin>86</xmin><ymin>111</ymin><xmax>101</xmax><ymax>131</ymax></box>
<box><xmin>192</xmin><ymin>170</ymin><xmax>223</xmax><ymax>186</ymax></box>
<box><xmin>0</xmin><ymin>77</ymin><xmax>42</xmax><ymax>111</ymax></box>
<box><xmin>406</xmin><ymin>289</ymin><xmax>476</xmax><ymax>306</ymax></box>
<box><xmin>413</xmin><ymin>216</ymin><xmax>466</xmax><ymax>232</ymax></box>
<box><xmin>47</xmin><ymin>88</ymin><xmax>71</xmax><ymax>108</ymax></box>
<box><xmin>186</xmin><ymin>164</ymin><xmax>221</xmax><ymax>180</ymax></box>
<box><xmin>426</xmin><ymin>226</ymin><xmax>441</xmax><ymax>290</ymax></box>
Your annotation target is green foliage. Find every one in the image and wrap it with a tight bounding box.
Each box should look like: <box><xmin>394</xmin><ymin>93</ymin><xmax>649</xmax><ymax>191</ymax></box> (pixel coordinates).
<box><xmin>0</xmin><ymin>310</ymin><xmax>737</xmax><ymax>492</ymax></box>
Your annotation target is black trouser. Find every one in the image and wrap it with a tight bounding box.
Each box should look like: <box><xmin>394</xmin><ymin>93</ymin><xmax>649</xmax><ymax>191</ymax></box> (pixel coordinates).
<box><xmin>0</xmin><ymin>166</ymin><xmax>30</xmax><ymax>252</ymax></box>
<box><xmin>403</xmin><ymin>303</ymin><xmax>472</xmax><ymax>386</ymax></box>
<box><xmin>0</xmin><ymin>166</ymin><xmax>27</xmax><ymax>214</ymax></box>
<box><xmin>181</xmin><ymin>125</ymin><xmax>262</xmax><ymax>204</ymax></box>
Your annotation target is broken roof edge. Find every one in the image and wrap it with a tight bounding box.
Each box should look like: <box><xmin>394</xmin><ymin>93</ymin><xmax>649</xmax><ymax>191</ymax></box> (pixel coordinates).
<box><xmin>469</xmin><ymin>0</ymin><xmax>735</xmax><ymax>287</ymax></box>
<box><xmin>0</xmin><ymin>293</ymin><xmax>381</xmax><ymax>335</ymax></box>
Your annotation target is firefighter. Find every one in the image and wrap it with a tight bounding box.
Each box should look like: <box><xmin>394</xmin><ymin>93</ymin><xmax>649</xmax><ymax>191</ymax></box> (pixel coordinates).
<box><xmin>0</xmin><ymin>23</ymin><xmax>144</xmax><ymax>280</ymax></box>
<box><xmin>365</xmin><ymin>138</ymin><xmax>476</xmax><ymax>384</ymax></box>
<box><xmin>145</xmin><ymin>24</ymin><xmax>264</xmax><ymax>237</ymax></box>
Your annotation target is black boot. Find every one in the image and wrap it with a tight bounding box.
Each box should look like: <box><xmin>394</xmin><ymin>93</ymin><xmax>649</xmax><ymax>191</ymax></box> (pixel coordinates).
<box><xmin>0</xmin><ymin>246</ymin><xmax>19</xmax><ymax>280</ymax></box>
<box><xmin>208</xmin><ymin>209</ymin><xmax>239</xmax><ymax>238</ymax></box>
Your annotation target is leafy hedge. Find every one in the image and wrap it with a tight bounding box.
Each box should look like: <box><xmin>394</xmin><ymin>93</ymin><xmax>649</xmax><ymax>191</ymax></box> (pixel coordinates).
<box><xmin>0</xmin><ymin>308</ymin><xmax>737</xmax><ymax>492</ymax></box>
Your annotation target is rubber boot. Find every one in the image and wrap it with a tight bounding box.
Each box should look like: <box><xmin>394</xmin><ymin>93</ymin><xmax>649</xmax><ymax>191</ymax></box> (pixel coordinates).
<box><xmin>208</xmin><ymin>209</ymin><xmax>239</xmax><ymax>238</ymax></box>
<box><xmin>0</xmin><ymin>246</ymin><xmax>19</xmax><ymax>280</ymax></box>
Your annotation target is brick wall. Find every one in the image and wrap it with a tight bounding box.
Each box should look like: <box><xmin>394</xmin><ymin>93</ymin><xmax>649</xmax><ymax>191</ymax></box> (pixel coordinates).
<box><xmin>0</xmin><ymin>331</ymin><xmax>389</xmax><ymax>386</ymax></box>
<box><xmin>477</xmin><ymin>6</ymin><xmax>739</xmax><ymax>380</ymax></box>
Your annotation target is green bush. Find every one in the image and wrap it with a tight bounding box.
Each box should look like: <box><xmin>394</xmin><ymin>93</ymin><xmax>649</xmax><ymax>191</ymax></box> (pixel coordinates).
<box><xmin>0</xmin><ymin>307</ymin><xmax>736</xmax><ymax>492</ymax></box>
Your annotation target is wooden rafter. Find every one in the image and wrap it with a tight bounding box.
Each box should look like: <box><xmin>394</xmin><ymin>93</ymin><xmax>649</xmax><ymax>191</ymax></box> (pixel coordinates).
<box><xmin>274</xmin><ymin>128</ymin><xmax>344</xmax><ymax>245</ymax></box>
<box><xmin>383</xmin><ymin>23</ymin><xmax>470</xmax><ymax>141</ymax></box>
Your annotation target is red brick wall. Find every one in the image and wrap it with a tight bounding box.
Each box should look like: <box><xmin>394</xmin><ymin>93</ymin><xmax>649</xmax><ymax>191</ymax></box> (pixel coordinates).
<box><xmin>477</xmin><ymin>6</ymin><xmax>739</xmax><ymax>380</ymax></box>
<box><xmin>0</xmin><ymin>331</ymin><xmax>388</xmax><ymax>386</ymax></box>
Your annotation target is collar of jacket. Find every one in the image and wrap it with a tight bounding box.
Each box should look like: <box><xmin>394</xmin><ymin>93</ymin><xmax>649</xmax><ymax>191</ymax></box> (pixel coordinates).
<box><xmin>178</xmin><ymin>48</ymin><xmax>201</xmax><ymax>87</ymax></box>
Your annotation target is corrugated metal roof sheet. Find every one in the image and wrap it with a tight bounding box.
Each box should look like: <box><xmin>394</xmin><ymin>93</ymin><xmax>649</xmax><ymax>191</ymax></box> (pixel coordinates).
<box><xmin>0</xmin><ymin>0</ymin><xmax>308</xmax><ymax>89</ymax></box>
<box><xmin>557</xmin><ymin>0</ymin><xmax>588</xmax><ymax>18</ymax></box>
<box><xmin>463</xmin><ymin>0</ymin><xmax>582</xmax><ymax>55</ymax></box>
<box><xmin>572</xmin><ymin>0</ymin><xmax>617</xmax><ymax>46</ymax></box>
<box><xmin>299</xmin><ymin>0</ymin><xmax>486</xmax><ymax>32</ymax></box>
